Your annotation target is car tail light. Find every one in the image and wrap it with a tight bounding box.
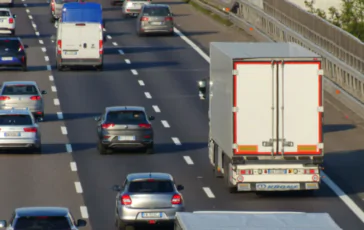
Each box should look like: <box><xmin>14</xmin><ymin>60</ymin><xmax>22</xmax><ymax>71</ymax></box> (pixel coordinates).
<box><xmin>138</xmin><ymin>123</ymin><xmax>151</xmax><ymax>128</ymax></box>
<box><xmin>51</xmin><ymin>2</ymin><xmax>55</xmax><ymax>11</ymax></box>
<box><xmin>171</xmin><ymin>194</ymin><xmax>182</xmax><ymax>205</ymax></box>
<box><xmin>18</xmin><ymin>44</ymin><xmax>24</xmax><ymax>52</ymax></box>
<box><xmin>102</xmin><ymin>123</ymin><xmax>114</xmax><ymax>129</ymax></box>
<box><xmin>141</xmin><ymin>17</ymin><xmax>149</xmax><ymax>21</ymax></box>
<box><xmin>165</xmin><ymin>17</ymin><xmax>173</xmax><ymax>21</ymax></box>
<box><xmin>103</xmin><ymin>135</ymin><xmax>110</xmax><ymax>139</ymax></box>
<box><xmin>57</xmin><ymin>40</ymin><xmax>62</xmax><ymax>55</ymax></box>
<box><xmin>30</xmin><ymin>96</ymin><xmax>41</xmax><ymax>100</ymax></box>
<box><xmin>9</xmin><ymin>18</ymin><xmax>14</xmax><ymax>24</ymax></box>
<box><xmin>144</xmin><ymin>135</ymin><xmax>151</xmax><ymax>138</ymax></box>
<box><xmin>0</xmin><ymin>96</ymin><xmax>10</xmax><ymax>100</ymax></box>
<box><xmin>121</xmin><ymin>195</ymin><xmax>132</xmax><ymax>205</ymax></box>
<box><xmin>99</xmin><ymin>40</ymin><xmax>103</xmax><ymax>55</ymax></box>
<box><xmin>24</xmin><ymin>127</ymin><xmax>37</xmax><ymax>132</ymax></box>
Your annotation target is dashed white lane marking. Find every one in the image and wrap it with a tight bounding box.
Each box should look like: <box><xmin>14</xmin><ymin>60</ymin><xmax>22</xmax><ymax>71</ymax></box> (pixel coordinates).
<box><xmin>32</xmin><ymin>23</ymin><xmax>37</xmax><ymax>29</ymax></box>
<box><xmin>61</xmin><ymin>126</ymin><xmax>68</xmax><ymax>135</ymax></box>
<box><xmin>41</xmin><ymin>47</ymin><xmax>46</xmax><ymax>52</ymax></box>
<box><xmin>66</xmin><ymin>144</ymin><xmax>72</xmax><ymax>153</ymax></box>
<box><xmin>118</xmin><ymin>49</ymin><xmax>124</xmax><ymax>55</ymax></box>
<box><xmin>144</xmin><ymin>92</ymin><xmax>152</xmax><ymax>99</ymax></box>
<box><xmin>28</xmin><ymin>15</ymin><xmax>32</xmax><ymax>19</ymax></box>
<box><xmin>103</xmin><ymin>28</ymin><xmax>106</xmax><ymax>32</ymax></box>
<box><xmin>161</xmin><ymin>120</ymin><xmax>170</xmax><ymax>128</ymax></box>
<box><xmin>183</xmin><ymin>156</ymin><xmax>194</xmax><ymax>165</ymax></box>
<box><xmin>203</xmin><ymin>187</ymin><xmax>215</xmax><ymax>198</ymax></box>
<box><xmin>39</xmin><ymin>39</ymin><xmax>43</xmax><ymax>44</ymax></box>
<box><xmin>74</xmin><ymin>182</ymin><xmax>83</xmax><ymax>193</ymax></box>
<box><xmin>53</xmin><ymin>98</ymin><xmax>60</xmax><ymax>105</ymax></box>
<box><xmin>57</xmin><ymin>112</ymin><xmax>63</xmax><ymax>120</ymax></box>
<box><xmin>46</xmin><ymin>65</ymin><xmax>51</xmax><ymax>71</ymax></box>
<box><xmin>25</xmin><ymin>9</ymin><xmax>30</xmax><ymax>13</ymax></box>
<box><xmin>35</xmin><ymin>31</ymin><xmax>40</xmax><ymax>36</ymax></box>
<box><xmin>107</xmin><ymin>35</ymin><xmax>112</xmax><ymax>39</ymax></box>
<box><xmin>51</xmin><ymin>86</ymin><xmax>57</xmax><ymax>92</ymax></box>
<box><xmin>44</xmin><ymin>56</ymin><xmax>49</xmax><ymax>62</ymax></box>
<box><xmin>138</xmin><ymin>80</ymin><xmax>145</xmax><ymax>86</ymax></box>
<box><xmin>112</xmin><ymin>42</ymin><xmax>117</xmax><ymax>46</ymax></box>
<box><xmin>125</xmin><ymin>59</ymin><xmax>131</xmax><ymax>64</ymax></box>
<box><xmin>49</xmin><ymin>75</ymin><xmax>54</xmax><ymax>81</ymax></box>
<box><xmin>172</xmin><ymin>137</ymin><xmax>181</xmax><ymax>145</ymax></box>
<box><xmin>70</xmin><ymin>162</ymin><xmax>77</xmax><ymax>171</ymax></box>
<box><xmin>80</xmin><ymin>206</ymin><xmax>89</xmax><ymax>219</ymax></box>
<box><xmin>131</xmin><ymin>69</ymin><xmax>138</xmax><ymax>75</ymax></box>
<box><xmin>152</xmin><ymin>105</ymin><xmax>161</xmax><ymax>113</ymax></box>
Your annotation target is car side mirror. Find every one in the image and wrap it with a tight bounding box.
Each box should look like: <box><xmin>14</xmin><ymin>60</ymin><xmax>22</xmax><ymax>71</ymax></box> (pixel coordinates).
<box><xmin>0</xmin><ymin>220</ymin><xmax>7</xmax><ymax>228</ymax></box>
<box><xmin>76</xmin><ymin>219</ymin><xmax>87</xmax><ymax>227</ymax></box>
<box><xmin>41</xmin><ymin>90</ymin><xmax>47</xmax><ymax>95</ymax></box>
<box><xmin>112</xmin><ymin>185</ymin><xmax>122</xmax><ymax>192</ymax></box>
<box><xmin>24</xmin><ymin>44</ymin><xmax>29</xmax><ymax>49</ymax></box>
<box><xmin>50</xmin><ymin>35</ymin><xmax>56</xmax><ymax>43</ymax></box>
<box><xmin>149</xmin><ymin>115</ymin><xmax>155</xmax><ymax>121</ymax></box>
<box><xmin>13</xmin><ymin>14</ymin><xmax>16</xmax><ymax>18</ymax></box>
<box><xmin>177</xmin><ymin>185</ymin><xmax>184</xmax><ymax>191</ymax></box>
<box><xmin>197</xmin><ymin>79</ymin><xmax>207</xmax><ymax>100</ymax></box>
<box><xmin>94</xmin><ymin>116</ymin><xmax>101</xmax><ymax>121</ymax></box>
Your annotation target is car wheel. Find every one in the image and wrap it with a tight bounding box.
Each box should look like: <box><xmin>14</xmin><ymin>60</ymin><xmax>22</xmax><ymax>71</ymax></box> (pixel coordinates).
<box><xmin>56</xmin><ymin>61</ymin><xmax>63</xmax><ymax>71</ymax></box>
<box><xmin>167</xmin><ymin>31</ymin><xmax>174</xmax><ymax>36</ymax></box>
<box><xmin>96</xmin><ymin>64</ymin><xmax>103</xmax><ymax>71</ymax></box>
<box><xmin>32</xmin><ymin>146</ymin><xmax>42</xmax><ymax>154</ymax></box>
<box><xmin>10</xmin><ymin>31</ymin><xmax>15</xmax><ymax>36</ymax></box>
<box><xmin>116</xmin><ymin>218</ymin><xmax>126</xmax><ymax>230</ymax></box>
<box><xmin>22</xmin><ymin>64</ymin><xmax>27</xmax><ymax>72</ymax></box>
<box><xmin>145</xmin><ymin>144</ymin><xmax>154</xmax><ymax>154</ymax></box>
<box><xmin>98</xmin><ymin>141</ymin><xmax>110</xmax><ymax>155</ymax></box>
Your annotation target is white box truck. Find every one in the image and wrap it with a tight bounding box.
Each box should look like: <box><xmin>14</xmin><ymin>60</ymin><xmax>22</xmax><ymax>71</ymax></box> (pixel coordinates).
<box><xmin>197</xmin><ymin>42</ymin><xmax>324</xmax><ymax>193</ymax></box>
<box><xmin>174</xmin><ymin>211</ymin><xmax>342</xmax><ymax>230</ymax></box>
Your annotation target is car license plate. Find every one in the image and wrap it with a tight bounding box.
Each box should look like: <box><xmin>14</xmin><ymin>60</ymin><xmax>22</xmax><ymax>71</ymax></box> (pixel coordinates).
<box><xmin>118</xmin><ymin>136</ymin><xmax>135</xmax><ymax>141</ymax></box>
<box><xmin>142</xmin><ymin>212</ymin><xmax>162</xmax><ymax>218</ymax></box>
<box><xmin>5</xmin><ymin>132</ymin><xmax>20</xmax><ymax>137</ymax></box>
<box><xmin>268</xmin><ymin>169</ymin><xmax>286</xmax><ymax>174</ymax></box>
<box><xmin>1</xmin><ymin>57</ymin><xmax>13</xmax><ymax>61</ymax></box>
<box><xmin>151</xmin><ymin>22</ymin><xmax>162</xmax><ymax>25</ymax></box>
<box><xmin>64</xmin><ymin>51</ymin><xmax>77</xmax><ymax>55</ymax></box>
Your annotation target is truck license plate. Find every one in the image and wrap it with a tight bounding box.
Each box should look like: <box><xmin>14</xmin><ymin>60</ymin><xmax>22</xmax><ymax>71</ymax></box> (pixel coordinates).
<box><xmin>142</xmin><ymin>212</ymin><xmax>162</xmax><ymax>218</ymax></box>
<box><xmin>268</xmin><ymin>169</ymin><xmax>286</xmax><ymax>174</ymax></box>
<box><xmin>5</xmin><ymin>132</ymin><xmax>20</xmax><ymax>137</ymax></box>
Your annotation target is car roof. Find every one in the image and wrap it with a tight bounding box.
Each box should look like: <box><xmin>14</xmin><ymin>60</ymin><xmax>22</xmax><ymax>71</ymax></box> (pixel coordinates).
<box><xmin>105</xmin><ymin>106</ymin><xmax>145</xmax><ymax>113</ymax></box>
<box><xmin>127</xmin><ymin>172</ymin><xmax>173</xmax><ymax>181</ymax></box>
<box><xmin>0</xmin><ymin>109</ymin><xmax>32</xmax><ymax>115</ymax></box>
<box><xmin>63</xmin><ymin>2</ymin><xmax>102</xmax><ymax>9</ymax></box>
<box><xmin>2</xmin><ymin>81</ymin><xmax>37</xmax><ymax>86</ymax></box>
<box><xmin>15</xmin><ymin>207</ymin><xmax>69</xmax><ymax>217</ymax></box>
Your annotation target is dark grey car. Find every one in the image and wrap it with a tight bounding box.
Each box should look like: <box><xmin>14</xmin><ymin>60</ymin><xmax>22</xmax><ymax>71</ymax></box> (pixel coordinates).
<box><xmin>95</xmin><ymin>106</ymin><xmax>155</xmax><ymax>155</ymax></box>
<box><xmin>136</xmin><ymin>4</ymin><xmax>174</xmax><ymax>36</ymax></box>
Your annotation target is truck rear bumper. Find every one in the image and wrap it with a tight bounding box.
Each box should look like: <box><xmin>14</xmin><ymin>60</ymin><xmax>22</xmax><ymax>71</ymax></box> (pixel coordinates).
<box><xmin>58</xmin><ymin>57</ymin><xmax>103</xmax><ymax>66</ymax></box>
<box><xmin>236</xmin><ymin>182</ymin><xmax>319</xmax><ymax>191</ymax></box>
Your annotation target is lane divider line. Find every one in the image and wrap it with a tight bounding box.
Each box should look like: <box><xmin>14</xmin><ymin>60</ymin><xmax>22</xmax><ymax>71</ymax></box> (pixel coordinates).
<box><xmin>107</xmin><ymin>35</ymin><xmax>112</xmax><ymax>39</ymax></box>
<box><xmin>51</xmin><ymin>86</ymin><xmax>57</xmax><ymax>92</ymax></box>
<box><xmin>152</xmin><ymin>105</ymin><xmax>161</xmax><ymax>113</ymax></box>
<box><xmin>80</xmin><ymin>206</ymin><xmax>89</xmax><ymax>219</ymax></box>
<box><xmin>61</xmin><ymin>126</ymin><xmax>68</xmax><ymax>135</ymax></box>
<box><xmin>183</xmin><ymin>156</ymin><xmax>194</xmax><ymax>165</ymax></box>
<box><xmin>41</xmin><ymin>47</ymin><xmax>46</xmax><ymax>52</ymax></box>
<box><xmin>57</xmin><ymin>112</ymin><xmax>63</xmax><ymax>120</ymax></box>
<box><xmin>202</xmin><ymin>187</ymin><xmax>215</xmax><ymax>198</ymax></box>
<box><xmin>138</xmin><ymin>80</ymin><xmax>145</xmax><ymax>86</ymax></box>
<box><xmin>118</xmin><ymin>49</ymin><xmax>124</xmax><ymax>55</ymax></box>
<box><xmin>44</xmin><ymin>56</ymin><xmax>49</xmax><ymax>62</ymax></box>
<box><xmin>125</xmin><ymin>59</ymin><xmax>131</xmax><ymax>64</ymax></box>
<box><xmin>32</xmin><ymin>23</ymin><xmax>37</xmax><ymax>29</ymax></box>
<box><xmin>39</xmin><ymin>39</ymin><xmax>43</xmax><ymax>44</ymax></box>
<box><xmin>35</xmin><ymin>31</ymin><xmax>40</xmax><ymax>36</ymax></box>
<box><xmin>131</xmin><ymin>69</ymin><xmax>138</xmax><ymax>75</ymax></box>
<box><xmin>112</xmin><ymin>42</ymin><xmax>118</xmax><ymax>46</ymax></box>
<box><xmin>66</xmin><ymin>144</ymin><xmax>73</xmax><ymax>153</ymax></box>
<box><xmin>161</xmin><ymin>120</ymin><xmax>170</xmax><ymax>128</ymax></box>
<box><xmin>144</xmin><ymin>92</ymin><xmax>152</xmax><ymax>99</ymax></box>
<box><xmin>74</xmin><ymin>182</ymin><xmax>83</xmax><ymax>193</ymax></box>
<box><xmin>49</xmin><ymin>75</ymin><xmax>54</xmax><ymax>81</ymax></box>
<box><xmin>28</xmin><ymin>15</ymin><xmax>32</xmax><ymax>19</ymax></box>
<box><xmin>25</xmin><ymin>9</ymin><xmax>30</xmax><ymax>13</ymax></box>
<box><xmin>70</xmin><ymin>162</ymin><xmax>77</xmax><ymax>171</ymax></box>
<box><xmin>53</xmin><ymin>98</ymin><xmax>60</xmax><ymax>105</ymax></box>
<box><xmin>171</xmin><ymin>137</ymin><xmax>181</xmax><ymax>145</ymax></box>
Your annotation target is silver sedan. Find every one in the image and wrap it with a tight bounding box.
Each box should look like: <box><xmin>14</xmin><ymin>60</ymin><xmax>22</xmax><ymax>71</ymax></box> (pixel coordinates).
<box><xmin>136</xmin><ymin>4</ymin><xmax>174</xmax><ymax>36</ymax></box>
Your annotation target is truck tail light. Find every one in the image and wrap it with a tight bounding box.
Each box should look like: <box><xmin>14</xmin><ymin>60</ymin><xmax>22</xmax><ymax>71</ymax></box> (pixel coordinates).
<box><xmin>57</xmin><ymin>40</ymin><xmax>62</xmax><ymax>55</ymax></box>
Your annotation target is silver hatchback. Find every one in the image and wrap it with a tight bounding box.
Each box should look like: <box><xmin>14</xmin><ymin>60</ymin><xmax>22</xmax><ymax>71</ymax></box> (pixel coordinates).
<box><xmin>113</xmin><ymin>173</ymin><xmax>185</xmax><ymax>230</ymax></box>
<box><xmin>0</xmin><ymin>81</ymin><xmax>47</xmax><ymax>120</ymax></box>
<box><xmin>137</xmin><ymin>4</ymin><xmax>174</xmax><ymax>36</ymax></box>
<box><xmin>0</xmin><ymin>108</ymin><xmax>41</xmax><ymax>153</ymax></box>
<box><xmin>121</xmin><ymin>0</ymin><xmax>151</xmax><ymax>17</ymax></box>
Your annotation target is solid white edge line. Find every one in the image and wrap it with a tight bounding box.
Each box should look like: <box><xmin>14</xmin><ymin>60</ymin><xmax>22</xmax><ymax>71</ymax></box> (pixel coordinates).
<box><xmin>131</xmin><ymin>69</ymin><xmax>138</xmax><ymax>75</ymax></box>
<box><xmin>51</xmin><ymin>86</ymin><xmax>57</xmax><ymax>92</ymax></box>
<box><xmin>74</xmin><ymin>182</ymin><xmax>83</xmax><ymax>193</ymax></box>
<box><xmin>161</xmin><ymin>120</ymin><xmax>170</xmax><ymax>128</ymax></box>
<box><xmin>57</xmin><ymin>112</ymin><xmax>63</xmax><ymax>120</ymax></box>
<box><xmin>53</xmin><ymin>98</ymin><xmax>60</xmax><ymax>105</ymax></box>
<box><xmin>70</xmin><ymin>162</ymin><xmax>77</xmax><ymax>171</ymax></box>
<box><xmin>66</xmin><ymin>144</ymin><xmax>72</xmax><ymax>153</ymax></box>
<box><xmin>144</xmin><ymin>92</ymin><xmax>152</xmax><ymax>99</ymax></box>
<box><xmin>138</xmin><ymin>80</ymin><xmax>145</xmax><ymax>86</ymax></box>
<box><xmin>61</xmin><ymin>126</ymin><xmax>68</xmax><ymax>135</ymax></box>
<box><xmin>152</xmin><ymin>105</ymin><xmax>161</xmax><ymax>113</ymax></box>
<box><xmin>202</xmin><ymin>187</ymin><xmax>215</xmax><ymax>198</ymax></box>
<box><xmin>174</xmin><ymin>24</ymin><xmax>364</xmax><ymax>221</ymax></box>
<box><xmin>49</xmin><ymin>75</ymin><xmax>54</xmax><ymax>81</ymax></box>
<box><xmin>80</xmin><ymin>206</ymin><xmax>89</xmax><ymax>219</ymax></box>
<box><xmin>125</xmin><ymin>59</ymin><xmax>131</xmax><ymax>64</ymax></box>
<box><xmin>171</xmin><ymin>137</ymin><xmax>181</xmax><ymax>145</ymax></box>
<box><xmin>183</xmin><ymin>156</ymin><xmax>194</xmax><ymax>165</ymax></box>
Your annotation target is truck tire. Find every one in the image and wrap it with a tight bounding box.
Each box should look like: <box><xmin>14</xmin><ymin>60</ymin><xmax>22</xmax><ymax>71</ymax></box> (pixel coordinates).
<box><xmin>223</xmin><ymin>156</ymin><xmax>237</xmax><ymax>193</ymax></box>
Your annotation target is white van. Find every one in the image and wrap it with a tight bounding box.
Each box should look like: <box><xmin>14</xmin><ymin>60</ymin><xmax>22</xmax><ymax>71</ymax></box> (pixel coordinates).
<box><xmin>52</xmin><ymin>22</ymin><xmax>104</xmax><ymax>71</ymax></box>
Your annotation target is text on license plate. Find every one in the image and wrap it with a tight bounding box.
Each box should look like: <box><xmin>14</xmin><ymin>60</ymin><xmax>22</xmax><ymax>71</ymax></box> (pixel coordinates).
<box><xmin>118</xmin><ymin>136</ymin><xmax>135</xmax><ymax>141</ymax></box>
<box><xmin>64</xmin><ymin>51</ymin><xmax>77</xmax><ymax>55</ymax></box>
<box><xmin>5</xmin><ymin>132</ymin><xmax>20</xmax><ymax>137</ymax></box>
<box><xmin>142</xmin><ymin>212</ymin><xmax>162</xmax><ymax>218</ymax></box>
<box><xmin>268</xmin><ymin>169</ymin><xmax>287</xmax><ymax>174</ymax></box>
<box><xmin>151</xmin><ymin>22</ymin><xmax>162</xmax><ymax>25</ymax></box>
<box><xmin>1</xmin><ymin>57</ymin><xmax>13</xmax><ymax>61</ymax></box>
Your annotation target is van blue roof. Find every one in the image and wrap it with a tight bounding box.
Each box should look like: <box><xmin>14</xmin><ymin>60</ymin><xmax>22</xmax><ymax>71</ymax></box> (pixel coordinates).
<box><xmin>62</xmin><ymin>2</ymin><xmax>102</xmax><ymax>23</ymax></box>
<box><xmin>63</xmin><ymin>2</ymin><xmax>102</xmax><ymax>9</ymax></box>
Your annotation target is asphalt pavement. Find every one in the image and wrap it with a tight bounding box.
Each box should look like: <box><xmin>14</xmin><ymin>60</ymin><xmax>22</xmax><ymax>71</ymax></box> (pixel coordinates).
<box><xmin>1</xmin><ymin>0</ymin><xmax>364</xmax><ymax>229</ymax></box>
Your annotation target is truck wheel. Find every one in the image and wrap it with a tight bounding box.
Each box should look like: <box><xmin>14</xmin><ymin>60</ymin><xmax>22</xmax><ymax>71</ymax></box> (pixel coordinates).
<box><xmin>96</xmin><ymin>64</ymin><xmax>103</xmax><ymax>71</ymax></box>
<box><xmin>223</xmin><ymin>157</ymin><xmax>237</xmax><ymax>193</ymax></box>
<box><xmin>56</xmin><ymin>61</ymin><xmax>63</xmax><ymax>71</ymax></box>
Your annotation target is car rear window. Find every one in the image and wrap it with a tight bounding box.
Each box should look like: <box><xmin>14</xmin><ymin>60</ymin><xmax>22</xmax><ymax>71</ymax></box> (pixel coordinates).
<box><xmin>13</xmin><ymin>216</ymin><xmax>71</xmax><ymax>229</ymax></box>
<box><xmin>0</xmin><ymin>11</ymin><xmax>10</xmax><ymax>17</ymax></box>
<box><xmin>2</xmin><ymin>85</ymin><xmax>38</xmax><ymax>95</ymax></box>
<box><xmin>128</xmin><ymin>180</ymin><xmax>174</xmax><ymax>193</ymax></box>
<box><xmin>106</xmin><ymin>111</ymin><xmax>147</xmax><ymax>124</ymax></box>
<box><xmin>0</xmin><ymin>115</ymin><xmax>33</xmax><ymax>125</ymax></box>
<box><xmin>143</xmin><ymin>7</ymin><xmax>171</xmax><ymax>16</ymax></box>
<box><xmin>0</xmin><ymin>40</ymin><xmax>20</xmax><ymax>51</ymax></box>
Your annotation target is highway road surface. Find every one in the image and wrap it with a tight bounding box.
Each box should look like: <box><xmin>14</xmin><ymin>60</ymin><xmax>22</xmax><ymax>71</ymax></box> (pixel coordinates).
<box><xmin>1</xmin><ymin>0</ymin><xmax>364</xmax><ymax>229</ymax></box>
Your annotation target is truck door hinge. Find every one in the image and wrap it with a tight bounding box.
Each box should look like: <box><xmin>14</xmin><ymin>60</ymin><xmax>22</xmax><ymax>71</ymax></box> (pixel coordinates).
<box><xmin>318</xmin><ymin>143</ymin><xmax>324</xmax><ymax>149</ymax></box>
<box><xmin>232</xmin><ymin>107</ymin><xmax>239</xmax><ymax>112</ymax></box>
<box><xmin>232</xmin><ymin>70</ymin><xmax>238</xmax><ymax>75</ymax></box>
<box><xmin>317</xmin><ymin>69</ymin><xmax>324</xmax><ymax>75</ymax></box>
<box><xmin>232</xmin><ymin>144</ymin><xmax>238</xmax><ymax>149</ymax></box>
<box><xmin>317</xmin><ymin>106</ymin><xmax>324</xmax><ymax>112</ymax></box>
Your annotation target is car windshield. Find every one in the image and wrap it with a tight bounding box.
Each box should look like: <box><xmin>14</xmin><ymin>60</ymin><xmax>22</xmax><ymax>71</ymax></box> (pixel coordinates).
<box><xmin>143</xmin><ymin>7</ymin><xmax>171</xmax><ymax>16</ymax></box>
<box><xmin>2</xmin><ymin>85</ymin><xmax>38</xmax><ymax>95</ymax></box>
<box><xmin>0</xmin><ymin>40</ymin><xmax>20</xmax><ymax>52</ymax></box>
<box><xmin>13</xmin><ymin>216</ymin><xmax>72</xmax><ymax>230</ymax></box>
<box><xmin>0</xmin><ymin>115</ymin><xmax>32</xmax><ymax>125</ymax></box>
<box><xmin>106</xmin><ymin>111</ymin><xmax>147</xmax><ymax>124</ymax></box>
<box><xmin>128</xmin><ymin>180</ymin><xmax>174</xmax><ymax>193</ymax></box>
<box><xmin>0</xmin><ymin>11</ymin><xmax>10</xmax><ymax>17</ymax></box>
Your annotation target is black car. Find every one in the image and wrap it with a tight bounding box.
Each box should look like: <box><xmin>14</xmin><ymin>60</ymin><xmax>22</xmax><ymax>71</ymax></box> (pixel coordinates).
<box><xmin>0</xmin><ymin>207</ymin><xmax>87</xmax><ymax>229</ymax></box>
<box><xmin>0</xmin><ymin>37</ymin><xmax>28</xmax><ymax>71</ymax></box>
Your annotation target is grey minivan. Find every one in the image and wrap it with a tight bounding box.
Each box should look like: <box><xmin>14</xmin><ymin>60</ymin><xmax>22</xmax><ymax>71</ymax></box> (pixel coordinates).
<box><xmin>136</xmin><ymin>4</ymin><xmax>174</xmax><ymax>36</ymax></box>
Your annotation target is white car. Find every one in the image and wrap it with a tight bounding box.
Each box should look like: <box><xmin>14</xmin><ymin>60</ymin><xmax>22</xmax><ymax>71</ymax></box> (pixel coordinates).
<box><xmin>0</xmin><ymin>8</ymin><xmax>15</xmax><ymax>35</ymax></box>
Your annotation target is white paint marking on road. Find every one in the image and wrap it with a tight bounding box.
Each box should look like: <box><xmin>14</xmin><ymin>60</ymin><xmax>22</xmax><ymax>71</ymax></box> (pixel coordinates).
<box><xmin>51</xmin><ymin>86</ymin><xmax>57</xmax><ymax>92</ymax></box>
<box><xmin>39</xmin><ymin>39</ymin><xmax>43</xmax><ymax>44</ymax></box>
<box><xmin>80</xmin><ymin>206</ymin><xmax>89</xmax><ymax>219</ymax></box>
<box><xmin>53</xmin><ymin>98</ymin><xmax>60</xmax><ymax>105</ymax></box>
<box><xmin>125</xmin><ymin>59</ymin><xmax>131</xmax><ymax>64</ymax></box>
<box><xmin>112</xmin><ymin>42</ymin><xmax>117</xmax><ymax>46</ymax></box>
<box><xmin>161</xmin><ymin>120</ymin><xmax>170</xmax><ymax>128</ymax></box>
<box><xmin>46</xmin><ymin>65</ymin><xmax>51</xmax><ymax>71</ymax></box>
<box><xmin>70</xmin><ymin>162</ymin><xmax>77</xmax><ymax>171</ymax></box>
<box><xmin>28</xmin><ymin>14</ymin><xmax>32</xmax><ymax>19</ymax></box>
<box><xmin>49</xmin><ymin>75</ymin><xmax>54</xmax><ymax>81</ymax></box>
<box><xmin>183</xmin><ymin>156</ymin><xmax>194</xmax><ymax>165</ymax></box>
<box><xmin>44</xmin><ymin>56</ymin><xmax>49</xmax><ymax>62</ymax></box>
<box><xmin>202</xmin><ymin>187</ymin><xmax>215</xmax><ymax>198</ymax></box>
<box><xmin>25</xmin><ymin>9</ymin><xmax>30</xmax><ymax>13</ymax></box>
<box><xmin>41</xmin><ymin>47</ymin><xmax>46</xmax><ymax>52</ymax></box>
<box><xmin>103</xmin><ymin>28</ymin><xmax>106</xmax><ymax>32</ymax></box>
<box><xmin>138</xmin><ymin>80</ymin><xmax>145</xmax><ymax>86</ymax></box>
<box><xmin>57</xmin><ymin>112</ymin><xmax>63</xmax><ymax>120</ymax></box>
<box><xmin>61</xmin><ymin>126</ymin><xmax>68</xmax><ymax>135</ymax></box>
<box><xmin>35</xmin><ymin>31</ymin><xmax>40</xmax><ymax>36</ymax></box>
<box><xmin>144</xmin><ymin>92</ymin><xmax>152</xmax><ymax>99</ymax></box>
<box><xmin>171</xmin><ymin>137</ymin><xmax>181</xmax><ymax>145</ymax></box>
<box><xmin>74</xmin><ymin>182</ymin><xmax>83</xmax><ymax>193</ymax></box>
<box><xmin>66</xmin><ymin>144</ymin><xmax>72</xmax><ymax>153</ymax></box>
<box><xmin>32</xmin><ymin>23</ymin><xmax>37</xmax><ymax>29</ymax></box>
<box><xmin>152</xmin><ymin>105</ymin><xmax>161</xmax><ymax>113</ymax></box>
<box><xmin>131</xmin><ymin>69</ymin><xmax>138</xmax><ymax>75</ymax></box>
<box><xmin>118</xmin><ymin>49</ymin><xmax>124</xmax><ymax>55</ymax></box>
<box><xmin>107</xmin><ymin>35</ymin><xmax>112</xmax><ymax>39</ymax></box>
